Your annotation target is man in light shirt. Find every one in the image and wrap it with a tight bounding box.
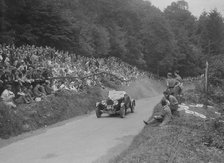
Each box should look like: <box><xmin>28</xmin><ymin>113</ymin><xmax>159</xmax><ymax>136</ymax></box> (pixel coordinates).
<box><xmin>144</xmin><ymin>99</ymin><xmax>172</xmax><ymax>127</ymax></box>
<box><xmin>1</xmin><ymin>85</ymin><xmax>16</xmax><ymax>108</ymax></box>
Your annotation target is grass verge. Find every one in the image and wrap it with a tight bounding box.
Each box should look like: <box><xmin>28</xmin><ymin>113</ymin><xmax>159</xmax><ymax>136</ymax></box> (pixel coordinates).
<box><xmin>110</xmin><ymin>92</ymin><xmax>224</xmax><ymax>163</ymax></box>
<box><xmin>0</xmin><ymin>87</ymin><xmax>104</xmax><ymax>139</ymax></box>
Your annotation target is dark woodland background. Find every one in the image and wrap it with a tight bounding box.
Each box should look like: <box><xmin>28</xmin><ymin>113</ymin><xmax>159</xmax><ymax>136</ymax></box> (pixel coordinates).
<box><xmin>0</xmin><ymin>0</ymin><xmax>224</xmax><ymax>77</ymax></box>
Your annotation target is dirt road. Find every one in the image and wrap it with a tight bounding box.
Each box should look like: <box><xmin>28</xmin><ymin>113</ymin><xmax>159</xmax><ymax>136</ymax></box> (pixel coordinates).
<box><xmin>0</xmin><ymin>95</ymin><xmax>161</xmax><ymax>163</ymax></box>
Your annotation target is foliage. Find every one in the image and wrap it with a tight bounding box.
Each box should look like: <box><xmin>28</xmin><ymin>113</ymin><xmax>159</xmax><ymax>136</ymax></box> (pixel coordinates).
<box><xmin>197</xmin><ymin>10</ymin><xmax>224</xmax><ymax>57</ymax></box>
<box><xmin>164</xmin><ymin>0</ymin><xmax>203</xmax><ymax>76</ymax></box>
<box><xmin>208</xmin><ymin>55</ymin><xmax>224</xmax><ymax>103</ymax></box>
<box><xmin>0</xmin><ymin>0</ymin><xmax>224</xmax><ymax>77</ymax></box>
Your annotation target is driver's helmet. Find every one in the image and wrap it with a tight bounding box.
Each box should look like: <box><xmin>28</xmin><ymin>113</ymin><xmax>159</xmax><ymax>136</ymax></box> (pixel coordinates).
<box><xmin>167</xmin><ymin>72</ymin><xmax>172</xmax><ymax>77</ymax></box>
<box><xmin>154</xmin><ymin>115</ymin><xmax>163</xmax><ymax>120</ymax></box>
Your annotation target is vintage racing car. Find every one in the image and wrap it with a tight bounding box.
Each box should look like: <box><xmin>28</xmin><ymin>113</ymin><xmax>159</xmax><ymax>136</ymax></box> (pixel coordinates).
<box><xmin>95</xmin><ymin>90</ymin><xmax>136</xmax><ymax>118</ymax></box>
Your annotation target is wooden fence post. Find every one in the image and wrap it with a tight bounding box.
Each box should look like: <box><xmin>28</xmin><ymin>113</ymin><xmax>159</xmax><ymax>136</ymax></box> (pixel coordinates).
<box><xmin>205</xmin><ymin>61</ymin><xmax>208</xmax><ymax>109</ymax></box>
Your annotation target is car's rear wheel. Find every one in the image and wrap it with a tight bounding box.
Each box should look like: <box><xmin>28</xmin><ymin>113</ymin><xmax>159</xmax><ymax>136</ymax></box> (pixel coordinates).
<box><xmin>96</xmin><ymin>107</ymin><xmax>102</xmax><ymax>118</ymax></box>
<box><xmin>131</xmin><ymin>100</ymin><xmax>135</xmax><ymax>113</ymax></box>
<box><xmin>120</xmin><ymin>105</ymin><xmax>125</xmax><ymax>118</ymax></box>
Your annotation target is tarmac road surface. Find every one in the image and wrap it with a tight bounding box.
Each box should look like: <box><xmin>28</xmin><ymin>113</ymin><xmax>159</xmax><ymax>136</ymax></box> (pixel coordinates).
<box><xmin>0</xmin><ymin>95</ymin><xmax>162</xmax><ymax>163</ymax></box>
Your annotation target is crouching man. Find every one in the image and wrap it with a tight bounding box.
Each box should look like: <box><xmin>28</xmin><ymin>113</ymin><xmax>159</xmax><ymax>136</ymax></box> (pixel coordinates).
<box><xmin>143</xmin><ymin>99</ymin><xmax>172</xmax><ymax>127</ymax></box>
<box><xmin>163</xmin><ymin>91</ymin><xmax>179</xmax><ymax>116</ymax></box>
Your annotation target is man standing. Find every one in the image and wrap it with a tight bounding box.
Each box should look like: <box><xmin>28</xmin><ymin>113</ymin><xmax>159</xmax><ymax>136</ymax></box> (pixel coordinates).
<box><xmin>174</xmin><ymin>70</ymin><xmax>183</xmax><ymax>95</ymax></box>
<box><xmin>166</xmin><ymin>72</ymin><xmax>178</xmax><ymax>94</ymax></box>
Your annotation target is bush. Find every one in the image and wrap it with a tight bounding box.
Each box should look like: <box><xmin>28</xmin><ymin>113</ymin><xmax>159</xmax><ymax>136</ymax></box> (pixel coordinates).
<box><xmin>184</xmin><ymin>80</ymin><xmax>206</xmax><ymax>104</ymax></box>
<box><xmin>208</xmin><ymin>55</ymin><xmax>224</xmax><ymax>103</ymax></box>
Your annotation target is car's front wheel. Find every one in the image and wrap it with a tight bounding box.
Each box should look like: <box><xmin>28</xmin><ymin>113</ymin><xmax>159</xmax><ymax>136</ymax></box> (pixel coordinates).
<box><xmin>96</xmin><ymin>107</ymin><xmax>102</xmax><ymax>118</ymax></box>
<box><xmin>131</xmin><ymin>100</ymin><xmax>136</xmax><ymax>113</ymax></box>
<box><xmin>120</xmin><ymin>104</ymin><xmax>125</xmax><ymax>118</ymax></box>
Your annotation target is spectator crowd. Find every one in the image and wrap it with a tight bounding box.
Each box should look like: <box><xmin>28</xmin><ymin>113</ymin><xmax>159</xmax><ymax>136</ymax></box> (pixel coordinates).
<box><xmin>0</xmin><ymin>44</ymin><xmax>146</xmax><ymax>108</ymax></box>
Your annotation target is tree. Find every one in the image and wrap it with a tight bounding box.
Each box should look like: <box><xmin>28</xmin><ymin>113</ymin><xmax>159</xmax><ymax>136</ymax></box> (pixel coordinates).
<box><xmin>176</xmin><ymin>0</ymin><xmax>189</xmax><ymax>10</ymax></box>
<box><xmin>207</xmin><ymin>55</ymin><xmax>224</xmax><ymax>102</ymax></box>
<box><xmin>140</xmin><ymin>15</ymin><xmax>177</xmax><ymax>75</ymax></box>
<box><xmin>78</xmin><ymin>23</ymin><xmax>110</xmax><ymax>57</ymax></box>
<box><xmin>108</xmin><ymin>23</ymin><xmax>127</xmax><ymax>58</ymax></box>
<box><xmin>0</xmin><ymin>0</ymin><xmax>15</xmax><ymax>44</ymax></box>
<box><xmin>197</xmin><ymin>10</ymin><xmax>224</xmax><ymax>57</ymax></box>
<box><xmin>124</xmin><ymin>36</ymin><xmax>146</xmax><ymax>68</ymax></box>
<box><xmin>164</xmin><ymin>0</ymin><xmax>203</xmax><ymax>76</ymax></box>
<box><xmin>93</xmin><ymin>26</ymin><xmax>110</xmax><ymax>57</ymax></box>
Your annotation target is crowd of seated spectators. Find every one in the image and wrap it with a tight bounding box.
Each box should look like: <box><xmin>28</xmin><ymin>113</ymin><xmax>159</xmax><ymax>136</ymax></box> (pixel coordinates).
<box><xmin>0</xmin><ymin>44</ymin><xmax>146</xmax><ymax>108</ymax></box>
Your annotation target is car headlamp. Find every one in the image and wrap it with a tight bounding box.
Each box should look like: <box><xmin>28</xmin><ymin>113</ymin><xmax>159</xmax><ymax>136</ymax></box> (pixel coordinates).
<box><xmin>102</xmin><ymin>100</ymin><xmax>106</xmax><ymax>105</ymax></box>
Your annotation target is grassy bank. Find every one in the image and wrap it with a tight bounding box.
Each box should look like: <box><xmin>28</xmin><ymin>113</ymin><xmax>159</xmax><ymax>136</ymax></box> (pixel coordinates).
<box><xmin>110</xmin><ymin>105</ymin><xmax>224</xmax><ymax>163</ymax></box>
<box><xmin>0</xmin><ymin>87</ymin><xmax>104</xmax><ymax>139</ymax></box>
<box><xmin>110</xmin><ymin>82</ymin><xmax>224</xmax><ymax>163</ymax></box>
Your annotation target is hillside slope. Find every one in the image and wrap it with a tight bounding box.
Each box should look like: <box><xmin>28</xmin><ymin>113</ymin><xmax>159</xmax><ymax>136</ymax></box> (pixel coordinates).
<box><xmin>110</xmin><ymin>82</ymin><xmax>224</xmax><ymax>163</ymax></box>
